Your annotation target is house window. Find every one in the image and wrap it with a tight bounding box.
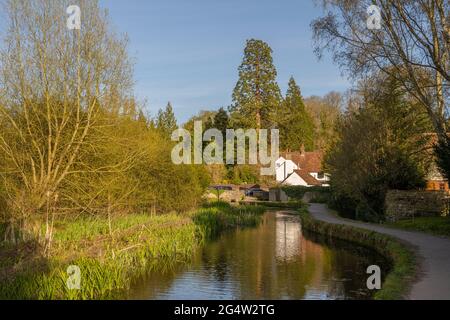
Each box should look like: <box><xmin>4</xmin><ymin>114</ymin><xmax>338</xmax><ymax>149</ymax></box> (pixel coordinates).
<box><xmin>440</xmin><ymin>183</ymin><xmax>446</xmax><ymax>191</ymax></box>
<box><xmin>317</xmin><ymin>172</ymin><xmax>325</xmax><ymax>179</ymax></box>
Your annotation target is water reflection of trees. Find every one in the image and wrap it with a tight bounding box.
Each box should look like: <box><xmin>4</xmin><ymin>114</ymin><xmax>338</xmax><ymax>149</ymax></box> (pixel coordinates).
<box><xmin>130</xmin><ymin>212</ymin><xmax>389</xmax><ymax>299</ymax></box>
<box><xmin>303</xmin><ymin>230</ymin><xmax>390</xmax><ymax>299</ymax></box>
<box><xmin>196</xmin><ymin>213</ymin><xmax>329</xmax><ymax>299</ymax></box>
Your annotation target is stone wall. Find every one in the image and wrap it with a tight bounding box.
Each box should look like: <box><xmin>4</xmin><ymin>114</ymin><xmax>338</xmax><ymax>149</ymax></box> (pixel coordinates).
<box><xmin>269</xmin><ymin>188</ymin><xmax>290</xmax><ymax>202</ymax></box>
<box><xmin>385</xmin><ymin>190</ymin><xmax>449</xmax><ymax>221</ymax></box>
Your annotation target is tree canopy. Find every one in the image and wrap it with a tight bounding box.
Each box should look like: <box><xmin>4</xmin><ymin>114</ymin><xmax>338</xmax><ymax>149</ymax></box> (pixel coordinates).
<box><xmin>230</xmin><ymin>39</ymin><xmax>282</xmax><ymax>129</ymax></box>
<box><xmin>325</xmin><ymin>74</ymin><xmax>432</xmax><ymax>221</ymax></box>
<box><xmin>156</xmin><ymin>102</ymin><xmax>178</xmax><ymax>137</ymax></box>
<box><xmin>279</xmin><ymin>77</ymin><xmax>315</xmax><ymax>151</ymax></box>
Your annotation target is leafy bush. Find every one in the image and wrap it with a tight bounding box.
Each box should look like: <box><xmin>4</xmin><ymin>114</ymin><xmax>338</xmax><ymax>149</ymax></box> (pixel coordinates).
<box><xmin>325</xmin><ymin>76</ymin><xmax>430</xmax><ymax>221</ymax></box>
<box><xmin>434</xmin><ymin>136</ymin><xmax>450</xmax><ymax>181</ymax></box>
<box><xmin>281</xmin><ymin>186</ymin><xmax>330</xmax><ymax>200</ymax></box>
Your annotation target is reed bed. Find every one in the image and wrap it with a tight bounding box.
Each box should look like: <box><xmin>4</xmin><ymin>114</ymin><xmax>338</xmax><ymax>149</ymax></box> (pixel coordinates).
<box><xmin>0</xmin><ymin>202</ymin><xmax>265</xmax><ymax>299</ymax></box>
<box><xmin>193</xmin><ymin>201</ymin><xmax>266</xmax><ymax>239</ymax></box>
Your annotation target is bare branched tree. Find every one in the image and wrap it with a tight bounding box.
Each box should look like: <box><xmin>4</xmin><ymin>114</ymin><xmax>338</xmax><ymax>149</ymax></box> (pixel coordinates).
<box><xmin>0</xmin><ymin>0</ymin><xmax>133</xmax><ymax>249</ymax></box>
<box><xmin>312</xmin><ymin>0</ymin><xmax>449</xmax><ymax>140</ymax></box>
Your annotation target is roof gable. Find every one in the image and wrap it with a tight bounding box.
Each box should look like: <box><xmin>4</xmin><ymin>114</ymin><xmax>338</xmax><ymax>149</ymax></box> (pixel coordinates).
<box><xmin>281</xmin><ymin>151</ymin><xmax>324</xmax><ymax>172</ymax></box>
<box><xmin>281</xmin><ymin>169</ymin><xmax>323</xmax><ymax>186</ymax></box>
<box><xmin>294</xmin><ymin>169</ymin><xmax>322</xmax><ymax>186</ymax></box>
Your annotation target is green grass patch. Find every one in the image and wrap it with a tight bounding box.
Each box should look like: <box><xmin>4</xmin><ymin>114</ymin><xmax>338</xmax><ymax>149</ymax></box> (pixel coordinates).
<box><xmin>387</xmin><ymin>216</ymin><xmax>450</xmax><ymax>238</ymax></box>
<box><xmin>281</xmin><ymin>185</ymin><xmax>330</xmax><ymax>200</ymax></box>
<box><xmin>193</xmin><ymin>201</ymin><xmax>265</xmax><ymax>239</ymax></box>
<box><xmin>239</xmin><ymin>200</ymin><xmax>306</xmax><ymax>209</ymax></box>
<box><xmin>297</xmin><ymin>206</ymin><xmax>417</xmax><ymax>300</ymax></box>
<box><xmin>0</xmin><ymin>214</ymin><xmax>198</xmax><ymax>299</ymax></box>
<box><xmin>0</xmin><ymin>202</ymin><xmax>266</xmax><ymax>300</ymax></box>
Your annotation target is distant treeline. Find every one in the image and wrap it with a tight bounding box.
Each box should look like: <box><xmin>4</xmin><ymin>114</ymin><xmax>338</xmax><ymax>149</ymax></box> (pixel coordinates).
<box><xmin>182</xmin><ymin>39</ymin><xmax>341</xmax><ymax>185</ymax></box>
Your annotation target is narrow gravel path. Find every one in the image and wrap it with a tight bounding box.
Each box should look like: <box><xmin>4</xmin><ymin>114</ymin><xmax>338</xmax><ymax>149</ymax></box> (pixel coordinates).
<box><xmin>308</xmin><ymin>203</ymin><xmax>450</xmax><ymax>300</ymax></box>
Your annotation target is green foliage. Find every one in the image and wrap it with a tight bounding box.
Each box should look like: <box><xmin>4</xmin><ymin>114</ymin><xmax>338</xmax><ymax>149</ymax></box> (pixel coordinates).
<box><xmin>213</xmin><ymin>107</ymin><xmax>229</xmax><ymax>135</ymax></box>
<box><xmin>156</xmin><ymin>102</ymin><xmax>178</xmax><ymax>137</ymax></box>
<box><xmin>0</xmin><ymin>203</ymin><xmax>266</xmax><ymax>299</ymax></box>
<box><xmin>183</xmin><ymin>110</ymin><xmax>216</xmax><ymax>132</ymax></box>
<box><xmin>434</xmin><ymin>136</ymin><xmax>450</xmax><ymax>181</ymax></box>
<box><xmin>325</xmin><ymin>76</ymin><xmax>431</xmax><ymax>221</ymax></box>
<box><xmin>0</xmin><ymin>213</ymin><xmax>199</xmax><ymax>299</ymax></box>
<box><xmin>230</xmin><ymin>39</ymin><xmax>282</xmax><ymax>129</ymax></box>
<box><xmin>309</xmin><ymin>193</ymin><xmax>331</xmax><ymax>204</ymax></box>
<box><xmin>281</xmin><ymin>185</ymin><xmax>330</xmax><ymax>200</ymax></box>
<box><xmin>279</xmin><ymin>77</ymin><xmax>315</xmax><ymax>151</ymax></box>
<box><xmin>388</xmin><ymin>216</ymin><xmax>450</xmax><ymax>238</ymax></box>
<box><xmin>228</xmin><ymin>165</ymin><xmax>259</xmax><ymax>184</ymax></box>
<box><xmin>244</xmin><ymin>201</ymin><xmax>306</xmax><ymax>209</ymax></box>
<box><xmin>193</xmin><ymin>201</ymin><xmax>265</xmax><ymax>239</ymax></box>
<box><xmin>304</xmin><ymin>92</ymin><xmax>341</xmax><ymax>151</ymax></box>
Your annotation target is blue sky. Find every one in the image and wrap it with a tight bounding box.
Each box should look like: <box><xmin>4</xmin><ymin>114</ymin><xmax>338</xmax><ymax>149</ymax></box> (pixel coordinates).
<box><xmin>0</xmin><ymin>0</ymin><xmax>351</xmax><ymax>123</ymax></box>
<box><xmin>100</xmin><ymin>0</ymin><xmax>352</xmax><ymax>123</ymax></box>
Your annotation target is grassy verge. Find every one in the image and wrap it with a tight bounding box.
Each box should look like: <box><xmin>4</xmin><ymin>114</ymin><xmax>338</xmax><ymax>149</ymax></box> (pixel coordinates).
<box><xmin>387</xmin><ymin>216</ymin><xmax>450</xmax><ymax>238</ymax></box>
<box><xmin>239</xmin><ymin>200</ymin><xmax>305</xmax><ymax>209</ymax></box>
<box><xmin>0</xmin><ymin>202</ymin><xmax>265</xmax><ymax>299</ymax></box>
<box><xmin>193</xmin><ymin>201</ymin><xmax>266</xmax><ymax>239</ymax></box>
<box><xmin>297</xmin><ymin>206</ymin><xmax>417</xmax><ymax>300</ymax></box>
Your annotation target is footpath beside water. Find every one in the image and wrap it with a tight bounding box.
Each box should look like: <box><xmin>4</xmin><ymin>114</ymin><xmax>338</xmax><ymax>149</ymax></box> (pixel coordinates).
<box><xmin>308</xmin><ymin>203</ymin><xmax>450</xmax><ymax>300</ymax></box>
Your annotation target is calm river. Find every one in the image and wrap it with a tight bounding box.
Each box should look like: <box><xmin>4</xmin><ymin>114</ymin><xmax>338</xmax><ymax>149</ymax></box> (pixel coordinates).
<box><xmin>129</xmin><ymin>211</ymin><xmax>389</xmax><ymax>300</ymax></box>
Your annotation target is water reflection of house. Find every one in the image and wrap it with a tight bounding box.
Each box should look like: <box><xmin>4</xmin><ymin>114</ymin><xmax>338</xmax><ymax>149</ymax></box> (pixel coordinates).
<box><xmin>275</xmin><ymin>215</ymin><xmax>301</xmax><ymax>261</ymax></box>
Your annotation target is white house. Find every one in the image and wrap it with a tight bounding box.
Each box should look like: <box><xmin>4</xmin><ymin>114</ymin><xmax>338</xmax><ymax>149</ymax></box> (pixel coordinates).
<box><xmin>275</xmin><ymin>157</ymin><xmax>298</xmax><ymax>182</ymax></box>
<box><xmin>275</xmin><ymin>150</ymin><xmax>330</xmax><ymax>187</ymax></box>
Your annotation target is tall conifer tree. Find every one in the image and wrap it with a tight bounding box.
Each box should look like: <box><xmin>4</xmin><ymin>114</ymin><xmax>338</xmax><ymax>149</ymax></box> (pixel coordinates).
<box><xmin>280</xmin><ymin>77</ymin><xmax>315</xmax><ymax>151</ymax></box>
<box><xmin>156</xmin><ymin>102</ymin><xmax>178</xmax><ymax>136</ymax></box>
<box><xmin>230</xmin><ymin>39</ymin><xmax>282</xmax><ymax>129</ymax></box>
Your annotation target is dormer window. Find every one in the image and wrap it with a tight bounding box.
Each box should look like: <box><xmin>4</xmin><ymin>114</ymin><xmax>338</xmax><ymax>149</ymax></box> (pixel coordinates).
<box><xmin>317</xmin><ymin>172</ymin><xmax>324</xmax><ymax>179</ymax></box>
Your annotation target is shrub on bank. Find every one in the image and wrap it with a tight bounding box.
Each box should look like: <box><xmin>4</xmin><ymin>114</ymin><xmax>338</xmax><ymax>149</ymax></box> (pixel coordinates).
<box><xmin>280</xmin><ymin>186</ymin><xmax>330</xmax><ymax>200</ymax></box>
<box><xmin>239</xmin><ymin>200</ymin><xmax>306</xmax><ymax>209</ymax></box>
<box><xmin>193</xmin><ymin>201</ymin><xmax>265</xmax><ymax>239</ymax></box>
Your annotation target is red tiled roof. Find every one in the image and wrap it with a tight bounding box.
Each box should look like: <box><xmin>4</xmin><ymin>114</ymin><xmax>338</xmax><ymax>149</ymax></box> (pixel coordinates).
<box><xmin>294</xmin><ymin>169</ymin><xmax>322</xmax><ymax>186</ymax></box>
<box><xmin>281</xmin><ymin>151</ymin><xmax>324</xmax><ymax>172</ymax></box>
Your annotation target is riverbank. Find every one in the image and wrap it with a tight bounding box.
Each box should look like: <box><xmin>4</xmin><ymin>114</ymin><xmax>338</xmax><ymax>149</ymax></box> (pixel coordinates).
<box><xmin>130</xmin><ymin>209</ymin><xmax>388</xmax><ymax>300</ymax></box>
<box><xmin>0</xmin><ymin>202</ymin><xmax>265</xmax><ymax>300</ymax></box>
<box><xmin>297</xmin><ymin>205</ymin><xmax>416</xmax><ymax>300</ymax></box>
<box><xmin>306</xmin><ymin>203</ymin><xmax>450</xmax><ymax>300</ymax></box>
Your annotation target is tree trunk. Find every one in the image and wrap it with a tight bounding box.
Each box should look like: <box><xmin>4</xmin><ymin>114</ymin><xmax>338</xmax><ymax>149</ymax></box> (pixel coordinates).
<box><xmin>256</xmin><ymin>109</ymin><xmax>261</xmax><ymax>130</ymax></box>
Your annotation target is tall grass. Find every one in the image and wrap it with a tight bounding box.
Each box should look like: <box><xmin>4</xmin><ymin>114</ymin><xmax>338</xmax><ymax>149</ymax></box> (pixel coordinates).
<box><xmin>0</xmin><ymin>202</ymin><xmax>266</xmax><ymax>299</ymax></box>
<box><xmin>0</xmin><ymin>214</ymin><xmax>198</xmax><ymax>299</ymax></box>
<box><xmin>193</xmin><ymin>201</ymin><xmax>266</xmax><ymax>239</ymax></box>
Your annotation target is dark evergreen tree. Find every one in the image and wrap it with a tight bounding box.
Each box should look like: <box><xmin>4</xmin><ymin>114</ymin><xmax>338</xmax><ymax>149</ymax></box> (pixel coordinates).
<box><xmin>213</xmin><ymin>107</ymin><xmax>229</xmax><ymax>135</ymax></box>
<box><xmin>280</xmin><ymin>77</ymin><xmax>315</xmax><ymax>151</ymax></box>
<box><xmin>434</xmin><ymin>138</ymin><xmax>450</xmax><ymax>180</ymax></box>
<box><xmin>156</xmin><ymin>102</ymin><xmax>178</xmax><ymax>136</ymax></box>
<box><xmin>230</xmin><ymin>39</ymin><xmax>282</xmax><ymax>129</ymax></box>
